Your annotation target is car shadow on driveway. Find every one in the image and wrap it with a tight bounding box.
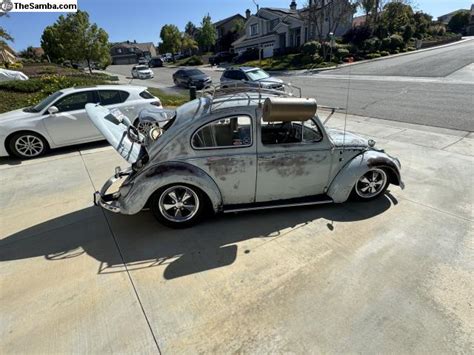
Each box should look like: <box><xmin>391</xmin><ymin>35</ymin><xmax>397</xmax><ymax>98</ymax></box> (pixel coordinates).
<box><xmin>0</xmin><ymin>195</ymin><xmax>395</xmax><ymax>279</ymax></box>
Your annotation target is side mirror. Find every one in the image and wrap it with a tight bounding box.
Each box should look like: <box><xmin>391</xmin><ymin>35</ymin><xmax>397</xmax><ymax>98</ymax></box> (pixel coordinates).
<box><xmin>48</xmin><ymin>106</ymin><xmax>59</xmax><ymax>115</ymax></box>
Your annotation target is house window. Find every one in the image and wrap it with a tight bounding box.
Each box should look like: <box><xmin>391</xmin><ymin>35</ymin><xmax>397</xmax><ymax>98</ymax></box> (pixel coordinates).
<box><xmin>250</xmin><ymin>23</ymin><xmax>259</xmax><ymax>36</ymax></box>
<box><xmin>116</xmin><ymin>48</ymin><xmax>123</xmax><ymax>54</ymax></box>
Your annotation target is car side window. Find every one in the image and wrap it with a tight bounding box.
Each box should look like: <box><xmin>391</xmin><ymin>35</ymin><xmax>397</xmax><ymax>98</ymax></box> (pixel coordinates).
<box><xmin>54</xmin><ymin>91</ymin><xmax>97</xmax><ymax>113</ymax></box>
<box><xmin>223</xmin><ymin>70</ymin><xmax>233</xmax><ymax>79</ymax></box>
<box><xmin>234</xmin><ymin>71</ymin><xmax>247</xmax><ymax>81</ymax></box>
<box><xmin>98</xmin><ymin>90</ymin><xmax>129</xmax><ymax>105</ymax></box>
<box><xmin>192</xmin><ymin>116</ymin><xmax>252</xmax><ymax>149</ymax></box>
<box><xmin>261</xmin><ymin>118</ymin><xmax>322</xmax><ymax>145</ymax></box>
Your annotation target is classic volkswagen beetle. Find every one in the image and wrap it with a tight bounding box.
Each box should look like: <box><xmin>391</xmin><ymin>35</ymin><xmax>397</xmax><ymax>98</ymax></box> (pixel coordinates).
<box><xmin>86</xmin><ymin>85</ymin><xmax>403</xmax><ymax>228</ymax></box>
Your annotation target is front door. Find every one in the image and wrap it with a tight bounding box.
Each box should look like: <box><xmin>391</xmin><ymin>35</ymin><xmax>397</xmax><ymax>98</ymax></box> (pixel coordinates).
<box><xmin>44</xmin><ymin>90</ymin><xmax>101</xmax><ymax>145</ymax></box>
<box><xmin>256</xmin><ymin>118</ymin><xmax>333</xmax><ymax>202</ymax></box>
<box><xmin>187</xmin><ymin>114</ymin><xmax>257</xmax><ymax>205</ymax></box>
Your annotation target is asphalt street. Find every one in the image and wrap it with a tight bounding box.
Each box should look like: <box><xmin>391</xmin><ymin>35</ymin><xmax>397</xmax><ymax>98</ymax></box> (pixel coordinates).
<box><xmin>107</xmin><ymin>38</ymin><xmax>474</xmax><ymax>131</ymax></box>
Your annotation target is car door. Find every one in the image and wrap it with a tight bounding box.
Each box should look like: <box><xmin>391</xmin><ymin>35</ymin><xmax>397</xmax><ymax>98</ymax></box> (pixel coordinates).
<box><xmin>187</xmin><ymin>114</ymin><xmax>257</xmax><ymax>205</ymax></box>
<box><xmin>256</xmin><ymin>117</ymin><xmax>333</xmax><ymax>202</ymax></box>
<box><xmin>43</xmin><ymin>90</ymin><xmax>102</xmax><ymax>145</ymax></box>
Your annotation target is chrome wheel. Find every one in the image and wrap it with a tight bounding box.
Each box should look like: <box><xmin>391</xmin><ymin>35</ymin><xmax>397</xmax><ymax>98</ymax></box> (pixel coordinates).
<box><xmin>355</xmin><ymin>168</ymin><xmax>387</xmax><ymax>199</ymax></box>
<box><xmin>158</xmin><ymin>185</ymin><xmax>200</xmax><ymax>223</ymax></box>
<box><xmin>14</xmin><ymin>134</ymin><xmax>45</xmax><ymax>157</ymax></box>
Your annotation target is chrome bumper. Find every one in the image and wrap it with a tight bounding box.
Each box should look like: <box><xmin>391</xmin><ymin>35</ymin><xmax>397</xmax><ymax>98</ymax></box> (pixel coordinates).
<box><xmin>94</xmin><ymin>167</ymin><xmax>132</xmax><ymax>213</ymax></box>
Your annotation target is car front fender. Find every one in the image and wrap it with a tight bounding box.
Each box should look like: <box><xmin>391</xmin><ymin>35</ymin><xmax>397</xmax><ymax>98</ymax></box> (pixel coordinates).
<box><xmin>327</xmin><ymin>150</ymin><xmax>403</xmax><ymax>203</ymax></box>
<box><xmin>119</xmin><ymin>161</ymin><xmax>223</xmax><ymax>215</ymax></box>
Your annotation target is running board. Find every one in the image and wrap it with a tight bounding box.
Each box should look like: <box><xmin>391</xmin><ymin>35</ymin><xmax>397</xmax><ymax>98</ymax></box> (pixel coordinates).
<box><xmin>223</xmin><ymin>195</ymin><xmax>333</xmax><ymax>213</ymax></box>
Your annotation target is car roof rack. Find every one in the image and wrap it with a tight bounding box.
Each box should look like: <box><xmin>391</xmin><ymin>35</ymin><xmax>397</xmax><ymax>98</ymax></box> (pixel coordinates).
<box><xmin>198</xmin><ymin>81</ymin><xmax>303</xmax><ymax>112</ymax></box>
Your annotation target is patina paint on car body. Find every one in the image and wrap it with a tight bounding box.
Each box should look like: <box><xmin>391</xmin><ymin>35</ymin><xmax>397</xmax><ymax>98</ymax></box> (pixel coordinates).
<box><xmin>89</xmin><ymin>91</ymin><xmax>403</xmax><ymax>222</ymax></box>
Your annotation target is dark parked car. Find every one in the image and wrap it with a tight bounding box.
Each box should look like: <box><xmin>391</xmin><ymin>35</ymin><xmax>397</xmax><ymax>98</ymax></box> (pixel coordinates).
<box><xmin>209</xmin><ymin>51</ymin><xmax>236</xmax><ymax>66</ymax></box>
<box><xmin>149</xmin><ymin>57</ymin><xmax>164</xmax><ymax>67</ymax></box>
<box><xmin>173</xmin><ymin>68</ymin><xmax>212</xmax><ymax>89</ymax></box>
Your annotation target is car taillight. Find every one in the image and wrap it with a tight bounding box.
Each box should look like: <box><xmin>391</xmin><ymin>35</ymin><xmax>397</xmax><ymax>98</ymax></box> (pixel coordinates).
<box><xmin>151</xmin><ymin>101</ymin><xmax>161</xmax><ymax>107</ymax></box>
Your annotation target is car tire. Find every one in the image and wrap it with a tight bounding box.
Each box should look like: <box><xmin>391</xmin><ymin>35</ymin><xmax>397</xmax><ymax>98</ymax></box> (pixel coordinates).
<box><xmin>8</xmin><ymin>132</ymin><xmax>49</xmax><ymax>159</ymax></box>
<box><xmin>150</xmin><ymin>184</ymin><xmax>207</xmax><ymax>228</ymax></box>
<box><xmin>350</xmin><ymin>168</ymin><xmax>389</xmax><ymax>201</ymax></box>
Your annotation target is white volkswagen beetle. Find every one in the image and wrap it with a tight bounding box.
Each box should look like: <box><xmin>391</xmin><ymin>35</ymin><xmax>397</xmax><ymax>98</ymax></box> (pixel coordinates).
<box><xmin>0</xmin><ymin>85</ymin><xmax>161</xmax><ymax>158</ymax></box>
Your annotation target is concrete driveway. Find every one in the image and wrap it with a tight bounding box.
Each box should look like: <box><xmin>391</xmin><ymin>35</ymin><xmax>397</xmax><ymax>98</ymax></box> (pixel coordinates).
<box><xmin>1</xmin><ymin>114</ymin><xmax>473</xmax><ymax>353</ymax></box>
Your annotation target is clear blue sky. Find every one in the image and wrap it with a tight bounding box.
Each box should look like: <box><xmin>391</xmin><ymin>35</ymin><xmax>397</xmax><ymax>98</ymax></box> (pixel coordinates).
<box><xmin>2</xmin><ymin>0</ymin><xmax>473</xmax><ymax>51</ymax></box>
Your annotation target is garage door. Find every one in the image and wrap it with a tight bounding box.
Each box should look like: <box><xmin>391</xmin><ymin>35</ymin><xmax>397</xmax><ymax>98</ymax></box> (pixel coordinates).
<box><xmin>263</xmin><ymin>44</ymin><xmax>274</xmax><ymax>58</ymax></box>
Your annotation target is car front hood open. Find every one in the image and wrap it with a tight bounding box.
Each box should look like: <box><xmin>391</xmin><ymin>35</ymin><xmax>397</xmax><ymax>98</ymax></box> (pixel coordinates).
<box><xmin>326</xmin><ymin>128</ymin><xmax>369</xmax><ymax>148</ymax></box>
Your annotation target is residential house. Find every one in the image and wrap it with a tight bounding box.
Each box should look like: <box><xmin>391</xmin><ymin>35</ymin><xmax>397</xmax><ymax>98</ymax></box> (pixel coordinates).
<box><xmin>0</xmin><ymin>45</ymin><xmax>17</xmax><ymax>64</ymax></box>
<box><xmin>214</xmin><ymin>13</ymin><xmax>246</xmax><ymax>52</ymax></box>
<box><xmin>352</xmin><ymin>15</ymin><xmax>367</xmax><ymax>27</ymax></box>
<box><xmin>232</xmin><ymin>1</ymin><xmax>353</xmax><ymax>58</ymax></box>
<box><xmin>437</xmin><ymin>9</ymin><xmax>469</xmax><ymax>24</ymax></box>
<box><xmin>110</xmin><ymin>41</ymin><xmax>157</xmax><ymax>65</ymax></box>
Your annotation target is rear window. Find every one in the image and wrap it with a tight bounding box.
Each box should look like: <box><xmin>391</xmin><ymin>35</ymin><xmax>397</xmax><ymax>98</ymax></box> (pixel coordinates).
<box><xmin>139</xmin><ymin>90</ymin><xmax>155</xmax><ymax>99</ymax></box>
<box><xmin>98</xmin><ymin>90</ymin><xmax>129</xmax><ymax>105</ymax></box>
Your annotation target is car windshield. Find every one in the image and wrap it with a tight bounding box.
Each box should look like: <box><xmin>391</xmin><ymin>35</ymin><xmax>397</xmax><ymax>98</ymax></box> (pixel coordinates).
<box><xmin>186</xmin><ymin>69</ymin><xmax>203</xmax><ymax>76</ymax></box>
<box><xmin>24</xmin><ymin>91</ymin><xmax>63</xmax><ymax>113</ymax></box>
<box><xmin>246</xmin><ymin>69</ymin><xmax>270</xmax><ymax>81</ymax></box>
<box><xmin>136</xmin><ymin>66</ymin><xmax>149</xmax><ymax>70</ymax></box>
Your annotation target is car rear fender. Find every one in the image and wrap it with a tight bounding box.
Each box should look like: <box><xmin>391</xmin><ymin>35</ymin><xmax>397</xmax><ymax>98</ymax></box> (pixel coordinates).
<box><xmin>327</xmin><ymin>150</ymin><xmax>402</xmax><ymax>203</ymax></box>
<box><xmin>119</xmin><ymin>161</ymin><xmax>223</xmax><ymax>215</ymax></box>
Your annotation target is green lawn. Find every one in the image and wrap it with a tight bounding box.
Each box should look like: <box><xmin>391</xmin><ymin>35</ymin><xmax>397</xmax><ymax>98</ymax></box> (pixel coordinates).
<box><xmin>147</xmin><ymin>88</ymin><xmax>189</xmax><ymax>107</ymax></box>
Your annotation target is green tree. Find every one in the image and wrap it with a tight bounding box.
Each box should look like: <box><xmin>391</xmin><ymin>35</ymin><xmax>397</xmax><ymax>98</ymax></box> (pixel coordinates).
<box><xmin>381</xmin><ymin>2</ymin><xmax>414</xmax><ymax>34</ymax></box>
<box><xmin>40</xmin><ymin>10</ymin><xmax>110</xmax><ymax>72</ymax></box>
<box><xmin>448</xmin><ymin>10</ymin><xmax>470</xmax><ymax>34</ymax></box>
<box><xmin>184</xmin><ymin>21</ymin><xmax>197</xmax><ymax>37</ymax></box>
<box><xmin>181</xmin><ymin>33</ymin><xmax>198</xmax><ymax>55</ymax></box>
<box><xmin>0</xmin><ymin>13</ymin><xmax>13</xmax><ymax>51</ymax></box>
<box><xmin>41</xmin><ymin>25</ymin><xmax>63</xmax><ymax>62</ymax></box>
<box><xmin>232</xmin><ymin>18</ymin><xmax>245</xmax><ymax>34</ymax></box>
<box><xmin>413</xmin><ymin>11</ymin><xmax>432</xmax><ymax>38</ymax></box>
<box><xmin>160</xmin><ymin>24</ymin><xmax>182</xmax><ymax>56</ymax></box>
<box><xmin>196</xmin><ymin>14</ymin><xmax>217</xmax><ymax>52</ymax></box>
<box><xmin>359</xmin><ymin>0</ymin><xmax>376</xmax><ymax>26</ymax></box>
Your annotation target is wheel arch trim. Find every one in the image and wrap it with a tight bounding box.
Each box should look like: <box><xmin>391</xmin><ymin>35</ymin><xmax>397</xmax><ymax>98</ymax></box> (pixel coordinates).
<box><xmin>119</xmin><ymin>161</ymin><xmax>223</xmax><ymax>215</ymax></box>
<box><xmin>327</xmin><ymin>150</ymin><xmax>402</xmax><ymax>203</ymax></box>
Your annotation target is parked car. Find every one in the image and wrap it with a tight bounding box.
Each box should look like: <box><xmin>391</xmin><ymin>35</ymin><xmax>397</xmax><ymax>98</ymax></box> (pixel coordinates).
<box><xmin>0</xmin><ymin>68</ymin><xmax>28</xmax><ymax>81</ymax></box>
<box><xmin>173</xmin><ymin>68</ymin><xmax>212</xmax><ymax>89</ymax></box>
<box><xmin>88</xmin><ymin>88</ymin><xmax>403</xmax><ymax>228</ymax></box>
<box><xmin>131</xmin><ymin>65</ymin><xmax>154</xmax><ymax>79</ymax></box>
<box><xmin>209</xmin><ymin>51</ymin><xmax>235</xmax><ymax>66</ymax></box>
<box><xmin>148</xmin><ymin>57</ymin><xmax>164</xmax><ymax>68</ymax></box>
<box><xmin>0</xmin><ymin>85</ymin><xmax>162</xmax><ymax>159</ymax></box>
<box><xmin>138</xmin><ymin>57</ymin><xmax>148</xmax><ymax>65</ymax></box>
<box><xmin>221</xmin><ymin>67</ymin><xmax>284</xmax><ymax>90</ymax></box>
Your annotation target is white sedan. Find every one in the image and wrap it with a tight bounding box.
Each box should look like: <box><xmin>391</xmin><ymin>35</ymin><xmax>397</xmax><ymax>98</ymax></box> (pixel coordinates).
<box><xmin>131</xmin><ymin>65</ymin><xmax>154</xmax><ymax>79</ymax></box>
<box><xmin>0</xmin><ymin>85</ymin><xmax>162</xmax><ymax>158</ymax></box>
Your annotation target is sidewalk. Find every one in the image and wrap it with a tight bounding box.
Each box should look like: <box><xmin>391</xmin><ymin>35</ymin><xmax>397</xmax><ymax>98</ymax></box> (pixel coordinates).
<box><xmin>1</xmin><ymin>111</ymin><xmax>472</xmax><ymax>353</ymax></box>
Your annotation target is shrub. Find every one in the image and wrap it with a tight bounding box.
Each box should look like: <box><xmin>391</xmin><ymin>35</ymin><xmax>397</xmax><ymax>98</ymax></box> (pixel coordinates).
<box><xmin>342</xmin><ymin>25</ymin><xmax>373</xmax><ymax>46</ymax></box>
<box><xmin>336</xmin><ymin>48</ymin><xmax>350</xmax><ymax>59</ymax></box>
<box><xmin>380</xmin><ymin>51</ymin><xmax>390</xmax><ymax>57</ymax></box>
<box><xmin>302</xmin><ymin>41</ymin><xmax>321</xmax><ymax>56</ymax></box>
<box><xmin>407</xmin><ymin>47</ymin><xmax>416</xmax><ymax>51</ymax></box>
<box><xmin>391</xmin><ymin>49</ymin><xmax>400</xmax><ymax>54</ymax></box>
<box><xmin>180</xmin><ymin>55</ymin><xmax>203</xmax><ymax>66</ymax></box>
<box><xmin>362</xmin><ymin>37</ymin><xmax>381</xmax><ymax>51</ymax></box>
<box><xmin>381</xmin><ymin>37</ymin><xmax>392</xmax><ymax>50</ymax></box>
<box><xmin>389</xmin><ymin>34</ymin><xmax>404</xmax><ymax>50</ymax></box>
<box><xmin>403</xmin><ymin>25</ymin><xmax>415</xmax><ymax>42</ymax></box>
<box><xmin>8</xmin><ymin>62</ymin><xmax>23</xmax><ymax>69</ymax></box>
<box><xmin>365</xmin><ymin>53</ymin><xmax>381</xmax><ymax>60</ymax></box>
